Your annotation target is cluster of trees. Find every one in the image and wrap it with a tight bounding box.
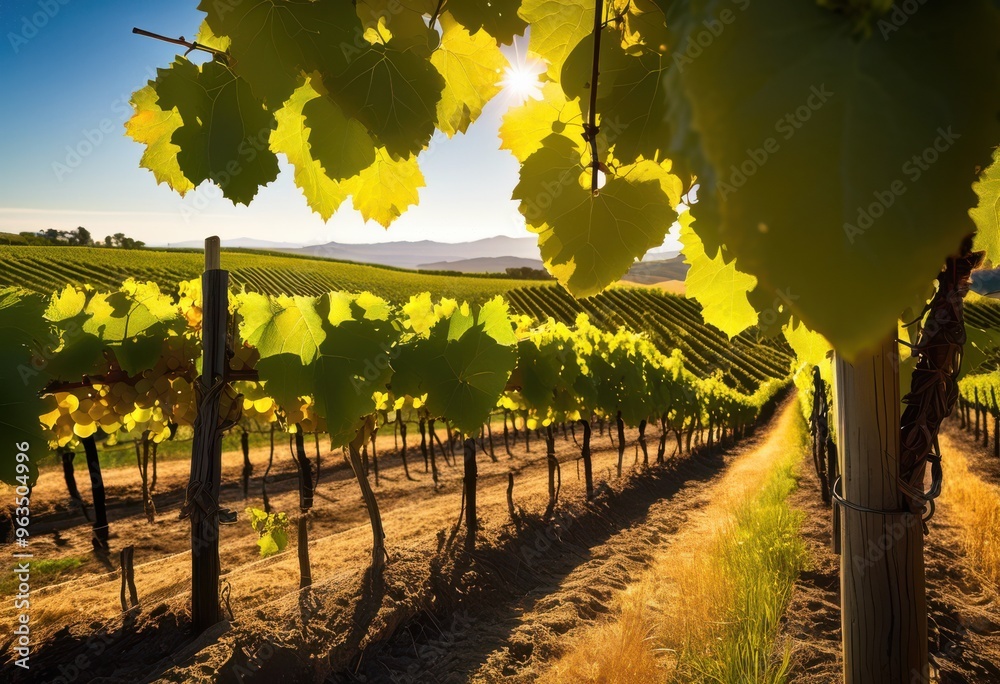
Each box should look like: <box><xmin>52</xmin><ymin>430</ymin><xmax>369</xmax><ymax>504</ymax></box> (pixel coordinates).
<box><xmin>3</xmin><ymin>227</ymin><xmax>146</xmax><ymax>249</ymax></box>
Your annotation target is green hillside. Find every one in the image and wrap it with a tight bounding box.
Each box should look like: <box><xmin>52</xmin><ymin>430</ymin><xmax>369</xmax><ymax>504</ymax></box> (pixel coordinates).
<box><xmin>0</xmin><ymin>245</ymin><xmax>793</xmax><ymax>391</ymax></box>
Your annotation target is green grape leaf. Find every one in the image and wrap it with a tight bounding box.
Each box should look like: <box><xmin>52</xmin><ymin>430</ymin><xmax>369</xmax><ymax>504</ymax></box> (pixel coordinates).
<box><xmin>257</xmin><ymin>353</ymin><xmax>316</xmax><ymax>411</ymax></box>
<box><xmin>154</xmin><ymin>58</ymin><xmax>279</xmax><ymax>205</ymax></box>
<box><xmin>562</xmin><ymin>31</ymin><xmax>671</xmax><ymax>163</ymax></box>
<box><xmin>971</xmin><ymin>146</ymin><xmax>1000</xmax><ymax>266</ymax></box>
<box><xmin>237</xmin><ymin>293</ymin><xmax>326</xmax><ymax>364</ymax></box>
<box><xmin>194</xmin><ymin>19</ymin><xmax>230</xmax><ymax>52</ymax></box>
<box><xmin>446</xmin><ymin>0</ymin><xmax>528</xmax><ymax>45</ymax></box>
<box><xmin>313</xmin><ymin>313</ymin><xmax>400</xmax><ymax>447</ymax></box>
<box><xmin>269</xmin><ymin>80</ymin><xmax>348</xmax><ymax>220</ymax></box>
<box><xmin>0</xmin><ymin>288</ymin><xmax>51</xmax><ymax>485</ymax></box>
<box><xmin>478</xmin><ymin>296</ymin><xmax>518</xmax><ymax>346</ymax></box>
<box><xmin>518</xmin><ymin>0</ymin><xmax>591</xmax><ymax>79</ymax></box>
<box><xmin>394</xmin><ymin>301</ymin><xmax>516</xmax><ymax>434</ymax></box>
<box><xmin>516</xmin><ymin>339</ymin><xmax>560</xmax><ymax>410</ymax></box>
<box><xmin>45</xmin><ymin>285</ymin><xmax>87</xmax><ymax>322</ymax></box>
<box><xmin>342</xmin><ymin>148</ymin><xmax>425</xmax><ymax>227</ymax></box>
<box><xmin>323</xmin><ymin>40</ymin><xmax>445</xmax><ymax>158</ymax></box>
<box><xmin>198</xmin><ymin>0</ymin><xmax>358</xmax><ymax>108</ymax></box>
<box><xmin>782</xmin><ymin>318</ymin><xmax>832</xmax><ymax>371</ymax></box>
<box><xmin>115</xmin><ymin>329</ymin><xmax>169</xmax><ymax>377</ymax></box>
<box><xmin>302</xmin><ymin>95</ymin><xmax>377</xmax><ymax>181</ymax></box>
<box><xmin>431</xmin><ymin>17</ymin><xmax>506</xmax><ymax>136</ymax></box>
<box><xmin>82</xmin><ymin>281</ymin><xmax>178</xmax><ymax>342</ymax></box>
<box><xmin>500</xmin><ymin>81</ymin><xmax>584</xmax><ymax>163</ymax></box>
<box><xmin>679</xmin><ymin>212</ymin><xmax>759</xmax><ymax>338</ymax></box>
<box><xmin>125</xmin><ymin>85</ymin><xmax>195</xmax><ymax>196</ymax></box>
<box><xmin>513</xmin><ymin>133</ymin><xmax>681</xmax><ymax>297</ymax></box>
<box><xmin>672</xmin><ymin>0</ymin><xmax>1000</xmax><ymax>358</ymax></box>
<box><xmin>355</xmin><ymin>0</ymin><xmax>440</xmax><ymax>54</ymax></box>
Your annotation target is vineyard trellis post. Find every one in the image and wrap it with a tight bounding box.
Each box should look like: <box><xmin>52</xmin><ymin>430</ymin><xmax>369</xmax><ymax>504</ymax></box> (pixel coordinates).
<box><xmin>463</xmin><ymin>438</ymin><xmax>477</xmax><ymax>550</ymax></box>
<box><xmin>81</xmin><ymin>435</ymin><xmax>108</xmax><ymax>550</ymax></box>
<box><xmin>188</xmin><ymin>236</ymin><xmax>229</xmax><ymax>633</ymax></box>
<box><xmin>834</xmin><ymin>335</ymin><xmax>927</xmax><ymax>682</ymax></box>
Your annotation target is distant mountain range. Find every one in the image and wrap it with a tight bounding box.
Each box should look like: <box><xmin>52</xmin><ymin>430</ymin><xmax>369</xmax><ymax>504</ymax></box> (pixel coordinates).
<box><xmin>162</xmin><ymin>235</ymin><xmax>683</xmax><ymax>276</ymax></box>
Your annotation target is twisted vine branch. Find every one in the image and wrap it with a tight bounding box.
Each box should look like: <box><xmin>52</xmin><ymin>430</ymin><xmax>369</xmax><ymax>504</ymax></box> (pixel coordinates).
<box><xmin>898</xmin><ymin>235</ymin><xmax>983</xmax><ymax>522</ymax></box>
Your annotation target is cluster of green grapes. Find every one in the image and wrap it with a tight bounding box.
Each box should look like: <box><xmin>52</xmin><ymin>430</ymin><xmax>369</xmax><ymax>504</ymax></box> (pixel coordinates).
<box><xmin>40</xmin><ymin>336</ymin><xmax>199</xmax><ymax>447</ymax></box>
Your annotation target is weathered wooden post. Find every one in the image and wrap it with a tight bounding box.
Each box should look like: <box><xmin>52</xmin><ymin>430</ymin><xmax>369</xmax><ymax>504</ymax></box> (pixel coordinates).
<box><xmin>463</xmin><ymin>438</ymin><xmax>477</xmax><ymax>550</ymax></box>
<box><xmin>188</xmin><ymin>237</ymin><xmax>228</xmax><ymax>633</ymax></box>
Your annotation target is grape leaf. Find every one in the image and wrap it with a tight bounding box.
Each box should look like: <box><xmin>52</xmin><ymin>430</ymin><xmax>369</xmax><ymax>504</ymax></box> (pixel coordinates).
<box><xmin>269</xmin><ymin>80</ymin><xmax>348</xmax><ymax>220</ymax></box>
<box><xmin>971</xmin><ymin>147</ymin><xmax>1000</xmax><ymax>267</ymax></box>
<box><xmin>256</xmin><ymin>354</ymin><xmax>316</xmax><ymax>411</ymax></box>
<box><xmin>82</xmin><ymin>281</ymin><xmax>178</xmax><ymax>342</ymax></box>
<box><xmin>125</xmin><ymin>85</ymin><xmax>195</xmax><ymax>196</ymax></box>
<box><xmin>500</xmin><ymin>81</ymin><xmax>584</xmax><ymax>162</ymax></box>
<box><xmin>678</xmin><ymin>212</ymin><xmax>758</xmax><ymax>338</ymax></box>
<box><xmin>671</xmin><ymin>0</ymin><xmax>1000</xmax><ymax>357</ymax></box>
<box><xmin>302</xmin><ymin>95</ymin><xmax>377</xmax><ymax>181</ymax></box>
<box><xmin>431</xmin><ymin>16</ymin><xmax>506</xmax><ymax>136</ymax></box>
<box><xmin>0</xmin><ymin>288</ymin><xmax>51</xmax><ymax>485</ymax></box>
<box><xmin>342</xmin><ymin>148</ymin><xmax>425</xmax><ymax>227</ymax></box>
<box><xmin>355</xmin><ymin>0</ymin><xmax>440</xmax><ymax>54</ymax></box>
<box><xmin>446</xmin><ymin>0</ymin><xmax>528</xmax><ymax>45</ymax></box>
<box><xmin>313</xmin><ymin>313</ymin><xmax>400</xmax><ymax>446</ymax></box>
<box><xmin>237</xmin><ymin>293</ymin><xmax>326</xmax><ymax>364</ymax></box>
<box><xmin>518</xmin><ymin>0</ymin><xmax>591</xmax><ymax>79</ymax></box>
<box><xmin>198</xmin><ymin>0</ymin><xmax>358</xmax><ymax>108</ymax></box>
<box><xmin>394</xmin><ymin>300</ymin><xmax>516</xmax><ymax>434</ymax></box>
<box><xmin>513</xmin><ymin>133</ymin><xmax>681</xmax><ymax>297</ymax></box>
<box><xmin>45</xmin><ymin>285</ymin><xmax>87</xmax><ymax>322</ymax></box>
<box><xmin>154</xmin><ymin>58</ymin><xmax>279</xmax><ymax>205</ymax></box>
<box><xmin>561</xmin><ymin>31</ymin><xmax>671</xmax><ymax>163</ymax></box>
<box><xmin>194</xmin><ymin>19</ymin><xmax>230</xmax><ymax>52</ymax></box>
<box><xmin>323</xmin><ymin>40</ymin><xmax>445</xmax><ymax>158</ymax></box>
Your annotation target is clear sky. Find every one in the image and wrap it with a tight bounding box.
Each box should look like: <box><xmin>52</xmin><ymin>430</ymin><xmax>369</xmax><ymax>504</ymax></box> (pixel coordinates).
<box><xmin>0</xmin><ymin>1</ymin><xmax>681</xmax><ymax>251</ymax></box>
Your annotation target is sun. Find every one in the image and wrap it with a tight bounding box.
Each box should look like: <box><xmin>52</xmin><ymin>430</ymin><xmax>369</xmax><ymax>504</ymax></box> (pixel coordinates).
<box><xmin>498</xmin><ymin>51</ymin><xmax>546</xmax><ymax>103</ymax></box>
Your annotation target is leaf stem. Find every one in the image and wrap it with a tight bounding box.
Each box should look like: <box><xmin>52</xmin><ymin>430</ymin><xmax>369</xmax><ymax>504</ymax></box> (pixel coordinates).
<box><xmin>132</xmin><ymin>27</ymin><xmax>229</xmax><ymax>60</ymax></box>
<box><xmin>587</xmin><ymin>0</ymin><xmax>605</xmax><ymax>196</ymax></box>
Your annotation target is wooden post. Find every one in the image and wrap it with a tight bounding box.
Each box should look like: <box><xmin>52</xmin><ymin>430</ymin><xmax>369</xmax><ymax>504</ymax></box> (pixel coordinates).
<box><xmin>463</xmin><ymin>438</ymin><xmax>477</xmax><ymax>550</ymax></box>
<box><xmin>241</xmin><ymin>430</ymin><xmax>251</xmax><ymax>499</ymax></box>
<box><xmin>579</xmin><ymin>419</ymin><xmax>593</xmax><ymax>500</ymax></box>
<box><xmin>506</xmin><ymin>472</ymin><xmax>516</xmax><ymax>521</ymax></box>
<box><xmin>81</xmin><ymin>435</ymin><xmax>108</xmax><ymax>549</ymax></box>
<box><xmin>835</xmin><ymin>335</ymin><xmax>927</xmax><ymax>683</ymax></box>
<box><xmin>189</xmin><ymin>236</ymin><xmax>228</xmax><ymax>633</ymax></box>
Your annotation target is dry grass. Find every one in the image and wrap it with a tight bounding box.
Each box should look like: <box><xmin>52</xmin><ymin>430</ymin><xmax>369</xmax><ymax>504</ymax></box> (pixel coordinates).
<box><xmin>939</xmin><ymin>447</ymin><xmax>1000</xmax><ymax>590</ymax></box>
<box><xmin>541</xmin><ymin>406</ymin><xmax>807</xmax><ymax>684</ymax></box>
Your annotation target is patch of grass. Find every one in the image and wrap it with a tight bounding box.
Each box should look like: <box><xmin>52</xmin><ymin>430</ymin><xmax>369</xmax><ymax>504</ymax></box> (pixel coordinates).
<box><xmin>0</xmin><ymin>558</ymin><xmax>84</xmax><ymax>597</ymax></box>
<box><xmin>939</xmin><ymin>447</ymin><xmax>1000</xmax><ymax>590</ymax></box>
<box><xmin>543</xmin><ymin>408</ymin><xmax>808</xmax><ymax>684</ymax></box>
<box><xmin>684</xmin><ymin>444</ymin><xmax>806</xmax><ymax>683</ymax></box>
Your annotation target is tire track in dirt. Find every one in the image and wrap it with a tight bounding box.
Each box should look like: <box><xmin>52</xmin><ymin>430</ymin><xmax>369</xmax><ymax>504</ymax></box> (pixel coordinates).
<box><xmin>339</xmin><ymin>399</ymin><xmax>798</xmax><ymax>683</ymax></box>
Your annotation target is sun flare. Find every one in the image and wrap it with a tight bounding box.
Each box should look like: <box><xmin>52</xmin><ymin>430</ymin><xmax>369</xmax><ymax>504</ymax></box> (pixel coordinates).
<box><xmin>499</xmin><ymin>52</ymin><xmax>545</xmax><ymax>103</ymax></box>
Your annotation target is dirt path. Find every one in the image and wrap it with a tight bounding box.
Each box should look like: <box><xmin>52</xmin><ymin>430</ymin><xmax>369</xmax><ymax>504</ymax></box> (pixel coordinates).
<box><xmin>781</xmin><ymin>428</ymin><xmax>1000</xmax><ymax>683</ymax></box>
<box><xmin>339</xmin><ymin>398</ymin><xmax>801</xmax><ymax>683</ymax></box>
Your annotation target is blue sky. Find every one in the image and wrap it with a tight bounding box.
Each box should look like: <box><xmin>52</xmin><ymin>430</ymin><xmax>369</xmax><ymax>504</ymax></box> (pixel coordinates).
<box><xmin>0</xmin><ymin>0</ymin><xmax>541</xmax><ymax>246</ymax></box>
